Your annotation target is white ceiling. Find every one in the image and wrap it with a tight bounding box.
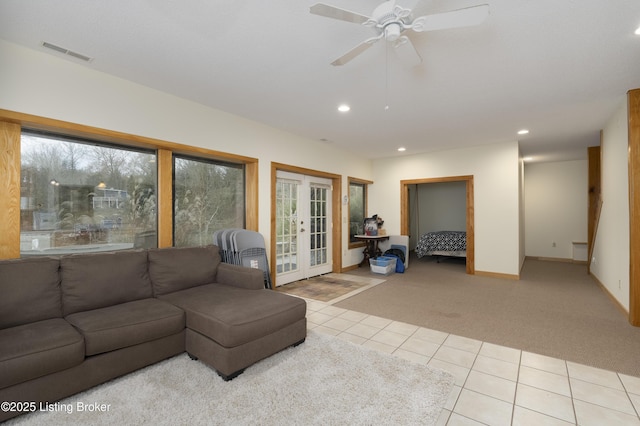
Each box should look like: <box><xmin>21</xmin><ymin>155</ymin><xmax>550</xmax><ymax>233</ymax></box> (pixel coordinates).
<box><xmin>1</xmin><ymin>0</ymin><xmax>639</xmax><ymax>161</ymax></box>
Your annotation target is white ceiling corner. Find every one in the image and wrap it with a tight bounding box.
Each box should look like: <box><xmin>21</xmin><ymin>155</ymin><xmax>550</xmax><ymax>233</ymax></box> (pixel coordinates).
<box><xmin>0</xmin><ymin>0</ymin><xmax>639</xmax><ymax>161</ymax></box>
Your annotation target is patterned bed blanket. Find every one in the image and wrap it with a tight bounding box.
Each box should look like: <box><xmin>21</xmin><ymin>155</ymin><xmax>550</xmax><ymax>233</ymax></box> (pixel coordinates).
<box><xmin>416</xmin><ymin>231</ymin><xmax>466</xmax><ymax>258</ymax></box>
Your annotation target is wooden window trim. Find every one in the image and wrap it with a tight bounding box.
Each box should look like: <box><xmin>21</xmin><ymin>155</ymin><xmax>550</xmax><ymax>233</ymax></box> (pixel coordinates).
<box><xmin>628</xmin><ymin>88</ymin><xmax>640</xmax><ymax>326</ymax></box>
<box><xmin>0</xmin><ymin>121</ymin><xmax>21</xmax><ymax>259</ymax></box>
<box><xmin>0</xmin><ymin>109</ymin><xmax>258</xmax><ymax>258</ymax></box>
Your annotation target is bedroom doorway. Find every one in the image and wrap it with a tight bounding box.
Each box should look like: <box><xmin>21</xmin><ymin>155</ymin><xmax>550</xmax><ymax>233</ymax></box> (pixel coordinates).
<box><xmin>400</xmin><ymin>176</ymin><xmax>475</xmax><ymax>274</ymax></box>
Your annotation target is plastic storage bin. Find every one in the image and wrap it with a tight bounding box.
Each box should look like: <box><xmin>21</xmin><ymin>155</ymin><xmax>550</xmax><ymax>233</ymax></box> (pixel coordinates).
<box><xmin>369</xmin><ymin>256</ymin><xmax>397</xmax><ymax>275</ymax></box>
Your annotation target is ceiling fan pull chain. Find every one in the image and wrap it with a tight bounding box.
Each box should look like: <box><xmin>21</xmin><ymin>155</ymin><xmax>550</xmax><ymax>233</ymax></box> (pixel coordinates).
<box><xmin>385</xmin><ymin>42</ymin><xmax>390</xmax><ymax>111</ymax></box>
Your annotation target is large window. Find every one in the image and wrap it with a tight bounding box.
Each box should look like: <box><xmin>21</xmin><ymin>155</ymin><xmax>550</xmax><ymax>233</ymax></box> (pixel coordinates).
<box><xmin>173</xmin><ymin>155</ymin><xmax>245</xmax><ymax>247</ymax></box>
<box><xmin>1</xmin><ymin>111</ymin><xmax>259</xmax><ymax>260</ymax></box>
<box><xmin>20</xmin><ymin>131</ymin><xmax>157</xmax><ymax>255</ymax></box>
<box><xmin>348</xmin><ymin>178</ymin><xmax>371</xmax><ymax>246</ymax></box>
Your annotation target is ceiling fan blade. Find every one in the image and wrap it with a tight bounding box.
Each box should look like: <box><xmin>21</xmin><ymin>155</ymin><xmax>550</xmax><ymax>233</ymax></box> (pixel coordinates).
<box><xmin>331</xmin><ymin>36</ymin><xmax>381</xmax><ymax>66</ymax></box>
<box><xmin>409</xmin><ymin>0</ymin><xmax>432</xmax><ymax>21</ymax></box>
<box><xmin>393</xmin><ymin>35</ymin><xmax>422</xmax><ymax>67</ymax></box>
<box><xmin>411</xmin><ymin>4</ymin><xmax>489</xmax><ymax>33</ymax></box>
<box><xmin>310</xmin><ymin>3</ymin><xmax>371</xmax><ymax>25</ymax></box>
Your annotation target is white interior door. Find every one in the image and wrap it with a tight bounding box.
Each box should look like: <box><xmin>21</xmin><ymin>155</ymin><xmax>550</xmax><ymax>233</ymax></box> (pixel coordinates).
<box><xmin>275</xmin><ymin>171</ymin><xmax>333</xmax><ymax>286</ymax></box>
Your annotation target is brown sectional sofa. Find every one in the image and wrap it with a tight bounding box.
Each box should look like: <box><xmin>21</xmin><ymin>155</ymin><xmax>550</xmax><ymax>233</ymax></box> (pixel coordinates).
<box><xmin>0</xmin><ymin>245</ymin><xmax>306</xmax><ymax>422</ymax></box>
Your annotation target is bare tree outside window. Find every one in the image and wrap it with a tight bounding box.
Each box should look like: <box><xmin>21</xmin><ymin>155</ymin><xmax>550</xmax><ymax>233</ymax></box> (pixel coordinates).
<box><xmin>348</xmin><ymin>179</ymin><xmax>368</xmax><ymax>244</ymax></box>
<box><xmin>19</xmin><ymin>132</ymin><xmax>157</xmax><ymax>255</ymax></box>
<box><xmin>173</xmin><ymin>156</ymin><xmax>245</xmax><ymax>247</ymax></box>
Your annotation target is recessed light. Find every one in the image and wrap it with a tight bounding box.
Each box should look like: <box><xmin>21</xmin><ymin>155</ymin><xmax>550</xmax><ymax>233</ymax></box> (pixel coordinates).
<box><xmin>337</xmin><ymin>104</ymin><xmax>350</xmax><ymax>112</ymax></box>
<box><xmin>397</xmin><ymin>147</ymin><xmax>406</xmax><ymax>152</ymax></box>
<box><xmin>635</xmin><ymin>26</ymin><xmax>640</xmax><ymax>35</ymax></box>
<box><xmin>523</xmin><ymin>157</ymin><xmax>533</xmax><ymax>162</ymax></box>
<box><xmin>517</xmin><ymin>129</ymin><xmax>529</xmax><ymax>135</ymax></box>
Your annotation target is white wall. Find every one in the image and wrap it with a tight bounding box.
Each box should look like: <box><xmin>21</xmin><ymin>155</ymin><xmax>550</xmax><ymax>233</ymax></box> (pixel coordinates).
<box><xmin>370</xmin><ymin>141</ymin><xmax>522</xmax><ymax>276</ymax></box>
<box><xmin>0</xmin><ymin>40</ymin><xmax>526</xmax><ymax>276</ymax></box>
<box><xmin>524</xmin><ymin>160</ymin><xmax>588</xmax><ymax>260</ymax></box>
<box><xmin>591</xmin><ymin>100</ymin><xmax>630</xmax><ymax>310</ymax></box>
<box><xmin>0</xmin><ymin>40</ymin><xmax>373</xmax><ymax>268</ymax></box>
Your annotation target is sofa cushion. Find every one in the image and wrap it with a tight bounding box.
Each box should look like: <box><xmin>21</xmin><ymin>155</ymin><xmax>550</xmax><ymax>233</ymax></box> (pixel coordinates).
<box><xmin>61</xmin><ymin>250</ymin><xmax>152</xmax><ymax>316</ymax></box>
<box><xmin>0</xmin><ymin>256</ymin><xmax>62</xmax><ymax>329</ymax></box>
<box><xmin>159</xmin><ymin>284</ymin><xmax>306</xmax><ymax>348</ymax></box>
<box><xmin>148</xmin><ymin>245</ymin><xmax>221</xmax><ymax>296</ymax></box>
<box><xmin>216</xmin><ymin>263</ymin><xmax>265</xmax><ymax>290</ymax></box>
<box><xmin>0</xmin><ymin>318</ymin><xmax>84</xmax><ymax>389</ymax></box>
<box><xmin>65</xmin><ymin>298</ymin><xmax>185</xmax><ymax>356</ymax></box>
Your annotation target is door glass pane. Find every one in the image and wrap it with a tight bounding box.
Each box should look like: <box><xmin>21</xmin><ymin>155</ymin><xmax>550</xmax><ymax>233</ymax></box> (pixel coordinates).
<box><xmin>276</xmin><ymin>179</ymin><xmax>299</xmax><ymax>274</ymax></box>
<box><xmin>20</xmin><ymin>132</ymin><xmax>157</xmax><ymax>255</ymax></box>
<box><xmin>310</xmin><ymin>184</ymin><xmax>328</xmax><ymax>268</ymax></box>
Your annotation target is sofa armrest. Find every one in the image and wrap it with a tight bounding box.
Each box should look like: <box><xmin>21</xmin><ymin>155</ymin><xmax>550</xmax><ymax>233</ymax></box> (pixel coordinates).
<box><xmin>216</xmin><ymin>263</ymin><xmax>265</xmax><ymax>290</ymax></box>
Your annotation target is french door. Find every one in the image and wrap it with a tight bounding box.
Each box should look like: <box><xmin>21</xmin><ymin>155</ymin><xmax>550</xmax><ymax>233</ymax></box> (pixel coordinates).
<box><xmin>275</xmin><ymin>171</ymin><xmax>333</xmax><ymax>286</ymax></box>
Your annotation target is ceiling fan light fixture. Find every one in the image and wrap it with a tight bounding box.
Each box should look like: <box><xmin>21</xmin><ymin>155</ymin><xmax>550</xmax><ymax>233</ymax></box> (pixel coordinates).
<box><xmin>311</xmin><ymin>2</ymin><xmax>490</xmax><ymax>66</ymax></box>
<box><xmin>384</xmin><ymin>23</ymin><xmax>402</xmax><ymax>42</ymax></box>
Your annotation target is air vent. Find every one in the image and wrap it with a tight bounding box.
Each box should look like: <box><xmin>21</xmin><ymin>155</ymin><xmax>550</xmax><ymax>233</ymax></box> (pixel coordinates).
<box><xmin>42</xmin><ymin>41</ymin><xmax>93</xmax><ymax>62</ymax></box>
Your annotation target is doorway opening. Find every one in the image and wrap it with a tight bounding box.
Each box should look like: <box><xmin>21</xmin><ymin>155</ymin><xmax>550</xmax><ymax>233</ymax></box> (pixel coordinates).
<box><xmin>400</xmin><ymin>176</ymin><xmax>475</xmax><ymax>274</ymax></box>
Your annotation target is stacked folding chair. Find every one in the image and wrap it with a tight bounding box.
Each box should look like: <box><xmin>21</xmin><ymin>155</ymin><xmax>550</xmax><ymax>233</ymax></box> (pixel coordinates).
<box><xmin>213</xmin><ymin>228</ymin><xmax>240</xmax><ymax>263</ymax></box>
<box><xmin>212</xmin><ymin>229</ymin><xmax>272</xmax><ymax>289</ymax></box>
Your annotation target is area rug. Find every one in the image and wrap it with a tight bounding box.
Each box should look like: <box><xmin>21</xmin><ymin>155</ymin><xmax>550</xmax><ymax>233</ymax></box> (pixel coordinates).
<box><xmin>9</xmin><ymin>331</ymin><xmax>455</xmax><ymax>426</ymax></box>
<box><xmin>279</xmin><ymin>273</ymin><xmax>385</xmax><ymax>303</ymax></box>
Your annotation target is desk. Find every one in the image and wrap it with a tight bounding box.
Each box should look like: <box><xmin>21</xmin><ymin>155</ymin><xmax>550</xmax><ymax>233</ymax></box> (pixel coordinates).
<box><xmin>354</xmin><ymin>234</ymin><xmax>389</xmax><ymax>267</ymax></box>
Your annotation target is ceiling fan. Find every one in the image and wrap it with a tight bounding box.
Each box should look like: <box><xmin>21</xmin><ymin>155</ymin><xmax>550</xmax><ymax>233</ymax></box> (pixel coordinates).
<box><xmin>310</xmin><ymin>0</ymin><xmax>489</xmax><ymax>66</ymax></box>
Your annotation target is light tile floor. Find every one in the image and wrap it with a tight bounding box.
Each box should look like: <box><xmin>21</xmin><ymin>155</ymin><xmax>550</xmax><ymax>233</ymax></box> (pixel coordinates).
<box><xmin>302</xmin><ymin>298</ymin><xmax>640</xmax><ymax>425</ymax></box>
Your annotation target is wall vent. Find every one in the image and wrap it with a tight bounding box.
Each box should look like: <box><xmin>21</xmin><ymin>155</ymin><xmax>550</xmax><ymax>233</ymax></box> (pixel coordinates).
<box><xmin>42</xmin><ymin>41</ymin><xmax>93</xmax><ymax>62</ymax></box>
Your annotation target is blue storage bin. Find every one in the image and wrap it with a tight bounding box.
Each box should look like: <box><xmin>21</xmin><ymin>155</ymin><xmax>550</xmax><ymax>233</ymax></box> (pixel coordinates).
<box><xmin>369</xmin><ymin>256</ymin><xmax>397</xmax><ymax>275</ymax></box>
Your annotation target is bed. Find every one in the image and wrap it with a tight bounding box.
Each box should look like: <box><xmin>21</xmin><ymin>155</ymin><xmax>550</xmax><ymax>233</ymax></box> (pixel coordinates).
<box><xmin>415</xmin><ymin>231</ymin><xmax>466</xmax><ymax>259</ymax></box>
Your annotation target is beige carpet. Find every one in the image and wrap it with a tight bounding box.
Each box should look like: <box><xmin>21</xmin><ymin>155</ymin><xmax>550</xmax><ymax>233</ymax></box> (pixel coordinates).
<box><xmin>279</xmin><ymin>273</ymin><xmax>384</xmax><ymax>303</ymax></box>
<box><xmin>8</xmin><ymin>331</ymin><xmax>455</xmax><ymax>426</ymax></box>
<box><xmin>336</xmin><ymin>256</ymin><xmax>640</xmax><ymax>377</ymax></box>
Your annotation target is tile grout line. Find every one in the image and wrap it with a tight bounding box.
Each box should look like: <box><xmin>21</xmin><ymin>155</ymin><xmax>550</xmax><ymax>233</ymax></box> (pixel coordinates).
<box><xmin>510</xmin><ymin>349</ymin><xmax>523</xmax><ymax>426</ymax></box>
<box><xmin>618</xmin><ymin>373</ymin><xmax>640</xmax><ymax>419</ymax></box>
<box><xmin>449</xmin><ymin>340</ymin><xmax>482</xmax><ymax>424</ymax></box>
<box><xmin>306</xmin><ymin>300</ymin><xmax>640</xmax><ymax>425</ymax></box>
